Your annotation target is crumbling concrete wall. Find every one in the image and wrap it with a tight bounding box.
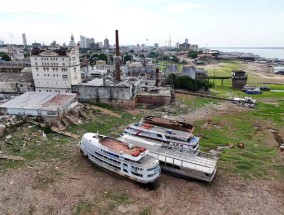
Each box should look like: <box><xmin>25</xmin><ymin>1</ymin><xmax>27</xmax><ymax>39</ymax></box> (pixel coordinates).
<box><xmin>72</xmin><ymin>85</ymin><xmax>132</xmax><ymax>101</ymax></box>
<box><xmin>0</xmin><ymin>81</ymin><xmax>34</xmax><ymax>93</ymax></box>
<box><xmin>71</xmin><ymin>85</ymin><xmax>136</xmax><ymax>108</ymax></box>
<box><xmin>0</xmin><ymin>82</ymin><xmax>17</xmax><ymax>93</ymax></box>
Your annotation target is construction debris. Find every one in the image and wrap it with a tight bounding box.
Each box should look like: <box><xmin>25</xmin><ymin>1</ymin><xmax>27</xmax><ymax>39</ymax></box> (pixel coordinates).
<box><xmin>280</xmin><ymin>144</ymin><xmax>284</xmax><ymax>152</ymax></box>
<box><xmin>91</xmin><ymin>105</ymin><xmax>121</xmax><ymax>118</ymax></box>
<box><xmin>232</xmin><ymin>97</ymin><xmax>256</xmax><ymax>108</ymax></box>
<box><xmin>0</xmin><ymin>155</ymin><xmax>25</xmax><ymax>161</ymax></box>
<box><xmin>0</xmin><ymin>125</ymin><xmax>5</xmax><ymax>137</ymax></box>
<box><xmin>50</xmin><ymin>127</ymin><xmax>80</xmax><ymax>139</ymax></box>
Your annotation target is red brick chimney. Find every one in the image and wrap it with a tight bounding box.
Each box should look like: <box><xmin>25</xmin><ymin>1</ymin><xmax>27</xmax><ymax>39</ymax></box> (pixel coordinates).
<box><xmin>155</xmin><ymin>68</ymin><xmax>159</xmax><ymax>87</ymax></box>
<box><xmin>115</xmin><ymin>30</ymin><xmax>121</xmax><ymax>81</ymax></box>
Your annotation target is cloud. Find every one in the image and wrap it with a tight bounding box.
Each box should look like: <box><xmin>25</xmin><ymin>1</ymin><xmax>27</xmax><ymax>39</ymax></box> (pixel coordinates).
<box><xmin>163</xmin><ymin>3</ymin><xmax>203</xmax><ymax>13</ymax></box>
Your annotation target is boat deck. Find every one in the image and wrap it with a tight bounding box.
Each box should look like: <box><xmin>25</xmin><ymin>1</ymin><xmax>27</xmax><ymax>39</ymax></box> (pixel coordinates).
<box><xmin>99</xmin><ymin>137</ymin><xmax>146</xmax><ymax>156</ymax></box>
<box><xmin>120</xmin><ymin>134</ymin><xmax>217</xmax><ymax>174</ymax></box>
<box><xmin>137</xmin><ymin>123</ymin><xmax>192</xmax><ymax>139</ymax></box>
<box><xmin>143</xmin><ymin>116</ymin><xmax>194</xmax><ymax>132</ymax></box>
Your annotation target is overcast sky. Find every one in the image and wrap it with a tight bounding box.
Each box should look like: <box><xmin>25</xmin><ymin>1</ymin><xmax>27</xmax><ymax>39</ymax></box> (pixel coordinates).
<box><xmin>1</xmin><ymin>0</ymin><xmax>283</xmax><ymax>47</ymax></box>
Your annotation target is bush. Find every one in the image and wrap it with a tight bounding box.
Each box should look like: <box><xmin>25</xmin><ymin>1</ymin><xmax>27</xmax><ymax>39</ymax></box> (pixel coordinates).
<box><xmin>188</xmin><ymin>50</ymin><xmax>198</xmax><ymax>59</ymax></box>
<box><xmin>165</xmin><ymin>74</ymin><xmax>213</xmax><ymax>91</ymax></box>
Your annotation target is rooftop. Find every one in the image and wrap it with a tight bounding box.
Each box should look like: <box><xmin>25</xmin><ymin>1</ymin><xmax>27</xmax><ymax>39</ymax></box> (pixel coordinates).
<box><xmin>0</xmin><ymin>72</ymin><xmax>33</xmax><ymax>82</ymax></box>
<box><xmin>78</xmin><ymin>77</ymin><xmax>139</xmax><ymax>87</ymax></box>
<box><xmin>0</xmin><ymin>92</ymin><xmax>77</xmax><ymax>111</ymax></box>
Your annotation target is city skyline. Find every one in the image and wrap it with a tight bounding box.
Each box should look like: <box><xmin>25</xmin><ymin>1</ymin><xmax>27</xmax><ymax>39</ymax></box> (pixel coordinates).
<box><xmin>1</xmin><ymin>0</ymin><xmax>283</xmax><ymax>47</ymax></box>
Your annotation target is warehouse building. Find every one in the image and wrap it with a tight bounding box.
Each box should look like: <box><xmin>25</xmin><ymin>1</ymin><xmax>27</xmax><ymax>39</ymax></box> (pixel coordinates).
<box><xmin>0</xmin><ymin>92</ymin><xmax>78</xmax><ymax>117</ymax></box>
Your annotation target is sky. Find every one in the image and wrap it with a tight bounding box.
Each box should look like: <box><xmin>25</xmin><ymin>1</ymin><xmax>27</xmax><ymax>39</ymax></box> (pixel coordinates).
<box><xmin>1</xmin><ymin>0</ymin><xmax>283</xmax><ymax>47</ymax></box>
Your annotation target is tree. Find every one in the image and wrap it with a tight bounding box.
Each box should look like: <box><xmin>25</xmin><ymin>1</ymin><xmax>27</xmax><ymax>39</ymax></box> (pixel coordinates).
<box><xmin>97</xmin><ymin>53</ymin><xmax>108</xmax><ymax>61</ymax></box>
<box><xmin>0</xmin><ymin>52</ymin><xmax>11</xmax><ymax>61</ymax></box>
<box><xmin>171</xmin><ymin>55</ymin><xmax>179</xmax><ymax>63</ymax></box>
<box><xmin>188</xmin><ymin>50</ymin><xmax>198</xmax><ymax>59</ymax></box>
<box><xmin>165</xmin><ymin>74</ymin><xmax>212</xmax><ymax>91</ymax></box>
<box><xmin>148</xmin><ymin>52</ymin><xmax>159</xmax><ymax>58</ymax></box>
<box><xmin>123</xmin><ymin>55</ymin><xmax>132</xmax><ymax>63</ymax></box>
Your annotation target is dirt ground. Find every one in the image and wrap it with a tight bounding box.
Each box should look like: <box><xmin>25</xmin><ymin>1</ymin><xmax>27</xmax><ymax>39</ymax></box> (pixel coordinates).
<box><xmin>244</xmin><ymin>63</ymin><xmax>284</xmax><ymax>84</ymax></box>
<box><xmin>0</xmin><ymin>143</ymin><xmax>283</xmax><ymax>215</ymax></box>
<box><xmin>0</xmin><ymin>61</ymin><xmax>284</xmax><ymax>215</ymax></box>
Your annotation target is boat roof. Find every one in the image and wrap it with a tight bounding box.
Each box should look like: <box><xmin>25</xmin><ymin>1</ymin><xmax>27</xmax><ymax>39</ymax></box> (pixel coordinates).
<box><xmin>142</xmin><ymin>116</ymin><xmax>194</xmax><ymax>132</ymax></box>
<box><xmin>99</xmin><ymin>136</ymin><xmax>146</xmax><ymax>156</ymax></box>
<box><xmin>131</xmin><ymin>123</ymin><xmax>192</xmax><ymax>139</ymax></box>
<box><xmin>83</xmin><ymin>133</ymin><xmax>157</xmax><ymax>166</ymax></box>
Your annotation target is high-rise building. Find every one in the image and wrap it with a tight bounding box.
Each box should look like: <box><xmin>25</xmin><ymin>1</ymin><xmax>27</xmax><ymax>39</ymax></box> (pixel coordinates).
<box><xmin>30</xmin><ymin>34</ymin><xmax>81</xmax><ymax>93</ymax></box>
<box><xmin>80</xmin><ymin>35</ymin><xmax>87</xmax><ymax>49</ymax></box>
<box><xmin>104</xmin><ymin>38</ymin><xmax>109</xmax><ymax>49</ymax></box>
<box><xmin>176</xmin><ymin>42</ymin><xmax>179</xmax><ymax>49</ymax></box>
<box><xmin>185</xmin><ymin>39</ymin><xmax>188</xmax><ymax>45</ymax></box>
<box><xmin>0</xmin><ymin>40</ymin><xmax>4</xmax><ymax>46</ymax></box>
<box><xmin>22</xmin><ymin>33</ymin><xmax>27</xmax><ymax>46</ymax></box>
<box><xmin>154</xmin><ymin>43</ymin><xmax>159</xmax><ymax>49</ymax></box>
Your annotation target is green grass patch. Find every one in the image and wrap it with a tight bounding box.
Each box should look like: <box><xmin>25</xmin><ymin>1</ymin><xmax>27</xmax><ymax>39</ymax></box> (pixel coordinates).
<box><xmin>175</xmin><ymin>94</ymin><xmax>219</xmax><ymax>115</ymax></box>
<box><xmin>139</xmin><ymin>207</ymin><xmax>152</xmax><ymax>215</ymax></box>
<box><xmin>73</xmin><ymin>191</ymin><xmax>130</xmax><ymax>215</ymax></box>
<box><xmin>67</xmin><ymin>111</ymin><xmax>135</xmax><ymax>137</ymax></box>
<box><xmin>0</xmin><ymin>127</ymin><xmax>74</xmax><ymax>171</ymax></box>
<box><xmin>195</xmin><ymin>103</ymin><xmax>284</xmax><ymax>178</ymax></box>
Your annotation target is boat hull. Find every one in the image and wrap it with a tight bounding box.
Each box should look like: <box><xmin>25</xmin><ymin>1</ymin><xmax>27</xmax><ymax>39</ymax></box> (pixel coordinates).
<box><xmin>159</xmin><ymin>164</ymin><xmax>216</xmax><ymax>182</ymax></box>
<box><xmin>85</xmin><ymin>153</ymin><xmax>160</xmax><ymax>184</ymax></box>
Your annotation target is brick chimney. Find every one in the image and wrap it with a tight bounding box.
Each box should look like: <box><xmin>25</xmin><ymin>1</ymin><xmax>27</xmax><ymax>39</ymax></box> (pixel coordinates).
<box><xmin>115</xmin><ymin>30</ymin><xmax>121</xmax><ymax>81</ymax></box>
<box><xmin>155</xmin><ymin>68</ymin><xmax>159</xmax><ymax>87</ymax></box>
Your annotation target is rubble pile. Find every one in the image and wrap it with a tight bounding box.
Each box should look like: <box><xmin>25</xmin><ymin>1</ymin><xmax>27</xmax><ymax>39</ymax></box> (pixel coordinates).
<box><xmin>0</xmin><ymin>115</ymin><xmax>26</xmax><ymax>137</ymax></box>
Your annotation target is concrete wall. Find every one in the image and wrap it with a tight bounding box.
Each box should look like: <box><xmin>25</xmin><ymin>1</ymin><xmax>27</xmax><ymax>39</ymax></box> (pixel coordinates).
<box><xmin>71</xmin><ymin>85</ymin><xmax>136</xmax><ymax>108</ymax></box>
<box><xmin>72</xmin><ymin>85</ymin><xmax>132</xmax><ymax>101</ymax></box>
<box><xmin>0</xmin><ymin>82</ymin><xmax>34</xmax><ymax>93</ymax></box>
<box><xmin>232</xmin><ymin>78</ymin><xmax>247</xmax><ymax>89</ymax></box>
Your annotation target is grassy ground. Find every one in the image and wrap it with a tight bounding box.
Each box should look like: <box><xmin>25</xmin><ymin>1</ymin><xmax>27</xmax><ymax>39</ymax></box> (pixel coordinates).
<box><xmin>206</xmin><ymin>61</ymin><xmax>284</xmax><ymax>100</ymax></box>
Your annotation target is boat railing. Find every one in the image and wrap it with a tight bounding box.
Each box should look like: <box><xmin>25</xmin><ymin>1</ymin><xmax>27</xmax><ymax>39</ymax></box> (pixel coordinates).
<box><xmin>154</xmin><ymin>146</ymin><xmax>217</xmax><ymax>168</ymax></box>
<box><xmin>93</xmin><ymin>145</ymin><xmax>154</xmax><ymax>169</ymax></box>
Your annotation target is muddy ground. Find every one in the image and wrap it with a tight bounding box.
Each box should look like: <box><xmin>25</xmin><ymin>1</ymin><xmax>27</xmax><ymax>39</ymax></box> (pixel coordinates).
<box><xmin>0</xmin><ymin>61</ymin><xmax>284</xmax><ymax>215</ymax></box>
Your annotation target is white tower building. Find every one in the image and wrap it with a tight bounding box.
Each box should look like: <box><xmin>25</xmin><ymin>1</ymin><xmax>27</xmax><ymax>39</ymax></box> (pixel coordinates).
<box><xmin>30</xmin><ymin>34</ymin><xmax>81</xmax><ymax>93</ymax></box>
<box><xmin>22</xmin><ymin>33</ymin><xmax>27</xmax><ymax>46</ymax></box>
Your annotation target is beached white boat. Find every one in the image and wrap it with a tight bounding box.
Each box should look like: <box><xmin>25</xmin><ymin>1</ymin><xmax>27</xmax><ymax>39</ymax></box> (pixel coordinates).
<box><xmin>80</xmin><ymin>132</ymin><xmax>160</xmax><ymax>184</ymax></box>
<box><xmin>124</xmin><ymin>117</ymin><xmax>199</xmax><ymax>152</ymax></box>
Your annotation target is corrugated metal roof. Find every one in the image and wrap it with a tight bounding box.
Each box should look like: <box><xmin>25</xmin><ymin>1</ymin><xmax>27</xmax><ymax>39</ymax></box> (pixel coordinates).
<box><xmin>0</xmin><ymin>92</ymin><xmax>77</xmax><ymax>111</ymax></box>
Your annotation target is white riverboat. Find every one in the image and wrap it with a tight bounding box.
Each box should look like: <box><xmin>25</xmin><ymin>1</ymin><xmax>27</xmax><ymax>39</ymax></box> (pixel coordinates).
<box><xmin>80</xmin><ymin>132</ymin><xmax>161</xmax><ymax>184</ymax></box>
<box><xmin>124</xmin><ymin>117</ymin><xmax>200</xmax><ymax>152</ymax></box>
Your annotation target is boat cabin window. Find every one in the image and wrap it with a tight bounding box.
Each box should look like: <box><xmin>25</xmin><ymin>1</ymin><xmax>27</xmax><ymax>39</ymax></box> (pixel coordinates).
<box><xmin>131</xmin><ymin>172</ymin><xmax>142</xmax><ymax>177</ymax></box>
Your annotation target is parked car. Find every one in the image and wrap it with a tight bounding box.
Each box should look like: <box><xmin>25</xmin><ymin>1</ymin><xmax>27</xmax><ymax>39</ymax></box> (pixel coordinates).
<box><xmin>260</xmin><ymin>85</ymin><xmax>270</xmax><ymax>91</ymax></box>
